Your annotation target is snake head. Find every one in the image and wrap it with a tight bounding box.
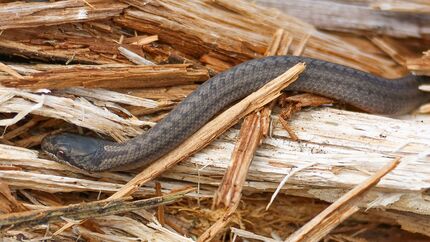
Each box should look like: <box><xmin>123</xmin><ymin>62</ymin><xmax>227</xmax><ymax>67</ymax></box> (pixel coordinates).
<box><xmin>41</xmin><ymin>133</ymin><xmax>102</xmax><ymax>171</ymax></box>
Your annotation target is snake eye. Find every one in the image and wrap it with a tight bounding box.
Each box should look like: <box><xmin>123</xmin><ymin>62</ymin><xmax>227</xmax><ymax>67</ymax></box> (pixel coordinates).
<box><xmin>56</xmin><ymin>150</ymin><xmax>65</xmax><ymax>158</ymax></box>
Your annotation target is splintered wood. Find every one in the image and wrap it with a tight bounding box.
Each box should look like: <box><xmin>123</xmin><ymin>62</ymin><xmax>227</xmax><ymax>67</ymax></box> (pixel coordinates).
<box><xmin>207</xmin><ymin>29</ymin><xmax>293</xmax><ymax>240</ymax></box>
<box><xmin>256</xmin><ymin>0</ymin><xmax>430</xmax><ymax>38</ymax></box>
<box><xmin>285</xmin><ymin>158</ymin><xmax>400</xmax><ymax>242</ymax></box>
<box><xmin>0</xmin><ymin>187</ymin><xmax>194</xmax><ymax>230</ymax></box>
<box><xmin>212</xmin><ymin>114</ymin><xmax>263</xmax><ymax>208</ymax></box>
<box><xmin>116</xmin><ymin>0</ymin><xmax>405</xmax><ymax>77</ymax></box>
<box><xmin>0</xmin><ymin>0</ymin><xmax>128</xmax><ymax>30</ymax></box>
<box><xmin>0</xmin><ymin>87</ymin><xmax>150</xmax><ymax>141</ymax></box>
<box><xmin>408</xmin><ymin>54</ymin><xmax>430</xmax><ymax>76</ymax></box>
<box><xmin>108</xmin><ymin>64</ymin><xmax>305</xmax><ymax>198</ymax></box>
<box><xmin>0</xmin><ymin>64</ymin><xmax>209</xmax><ymax>88</ymax></box>
<box><xmin>370</xmin><ymin>0</ymin><xmax>430</xmax><ymax>13</ymax></box>
<box><xmin>0</xmin><ymin>0</ymin><xmax>430</xmax><ymax>241</ymax></box>
<box><xmin>51</xmin><ymin>63</ymin><xmax>305</xmax><ymax>236</ymax></box>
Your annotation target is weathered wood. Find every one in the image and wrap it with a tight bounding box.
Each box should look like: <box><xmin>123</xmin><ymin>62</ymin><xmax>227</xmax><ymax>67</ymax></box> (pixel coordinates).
<box><xmin>255</xmin><ymin>0</ymin><xmax>430</xmax><ymax>38</ymax></box>
<box><xmin>1</xmin><ymin>108</ymin><xmax>430</xmax><ymax>237</ymax></box>
<box><xmin>0</xmin><ymin>0</ymin><xmax>128</xmax><ymax>30</ymax></box>
<box><xmin>0</xmin><ymin>0</ymin><xmax>429</xmax><ymax>240</ymax></box>
<box><xmin>167</xmin><ymin>108</ymin><xmax>430</xmax><ymax>216</ymax></box>
<box><xmin>0</xmin><ymin>87</ymin><xmax>149</xmax><ymax>141</ymax></box>
<box><xmin>408</xmin><ymin>55</ymin><xmax>430</xmax><ymax>76</ymax></box>
<box><xmin>0</xmin><ymin>188</ymin><xmax>193</xmax><ymax>230</ymax></box>
<box><xmin>115</xmin><ymin>0</ymin><xmax>403</xmax><ymax>77</ymax></box>
<box><xmin>0</xmin><ymin>38</ymin><xmax>114</xmax><ymax>65</ymax></box>
<box><xmin>0</xmin><ymin>63</ymin><xmax>209</xmax><ymax>89</ymax></box>
<box><xmin>371</xmin><ymin>0</ymin><xmax>430</xmax><ymax>13</ymax></box>
<box><xmin>285</xmin><ymin>158</ymin><xmax>399</xmax><ymax>242</ymax></box>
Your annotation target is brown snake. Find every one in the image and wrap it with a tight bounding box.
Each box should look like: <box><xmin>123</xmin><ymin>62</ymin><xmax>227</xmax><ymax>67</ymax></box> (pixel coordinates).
<box><xmin>41</xmin><ymin>56</ymin><xmax>430</xmax><ymax>171</ymax></box>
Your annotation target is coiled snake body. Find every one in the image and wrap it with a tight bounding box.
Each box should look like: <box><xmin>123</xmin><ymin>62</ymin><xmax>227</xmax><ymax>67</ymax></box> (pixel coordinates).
<box><xmin>42</xmin><ymin>56</ymin><xmax>430</xmax><ymax>171</ymax></box>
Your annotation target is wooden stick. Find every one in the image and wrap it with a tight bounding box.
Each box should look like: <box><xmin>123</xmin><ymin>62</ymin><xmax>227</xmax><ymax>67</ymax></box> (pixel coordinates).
<box><xmin>203</xmin><ymin>29</ymin><xmax>296</xmax><ymax>240</ymax></box>
<box><xmin>212</xmin><ymin>114</ymin><xmax>262</xmax><ymax>208</ymax></box>
<box><xmin>0</xmin><ymin>187</ymin><xmax>194</xmax><ymax>231</ymax></box>
<box><xmin>285</xmin><ymin>158</ymin><xmax>401</xmax><ymax>242</ymax></box>
<box><xmin>0</xmin><ymin>62</ymin><xmax>23</xmax><ymax>79</ymax></box>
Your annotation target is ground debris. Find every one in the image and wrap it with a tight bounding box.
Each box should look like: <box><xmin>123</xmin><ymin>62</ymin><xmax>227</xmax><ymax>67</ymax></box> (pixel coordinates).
<box><xmin>0</xmin><ymin>0</ymin><xmax>429</xmax><ymax>241</ymax></box>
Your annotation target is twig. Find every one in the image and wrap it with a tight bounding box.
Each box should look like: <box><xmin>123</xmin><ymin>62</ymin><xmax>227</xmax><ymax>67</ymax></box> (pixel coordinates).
<box><xmin>285</xmin><ymin>157</ymin><xmax>401</xmax><ymax>242</ymax></box>
<box><xmin>205</xmin><ymin>29</ymin><xmax>297</xmax><ymax>241</ymax></box>
<box><xmin>231</xmin><ymin>227</ymin><xmax>278</xmax><ymax>242</ymax></box>
<box><xmin>212</xmin><ymin>114</ymin><xmax>262</xmax><ymax>208</ymax></box>
<box><xmin>118</xmin><ymin>46</ymin><xmax>155</xmax><ymax>65</ymax></box>
<box><xmin>0</xmin><ymin>187</ymin><xmax>194</xmax><ymax>231</ymax></box>
<box><xmin>0</xmin><ymin>62</ymin><xmax>23</xmax><ymax>79</ymax></box>
<box><xmin>201</xmin><ymin>114</ymin><xmax>262</xmax><ymax>241</ymax></box>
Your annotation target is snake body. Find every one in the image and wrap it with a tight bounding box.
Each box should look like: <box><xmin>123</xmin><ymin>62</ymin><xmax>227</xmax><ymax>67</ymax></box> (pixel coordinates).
<box><xmin>41</xmin><ymin>56</ymin><xmax>430</xmax><ymax>171</ymax></box>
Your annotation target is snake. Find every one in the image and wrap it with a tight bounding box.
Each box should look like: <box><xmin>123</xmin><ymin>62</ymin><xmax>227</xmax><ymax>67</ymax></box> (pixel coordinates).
<box><xmin>41</xmin><ymin>56</ymin><xmax>430</xmax><ymax>172</ymax></box>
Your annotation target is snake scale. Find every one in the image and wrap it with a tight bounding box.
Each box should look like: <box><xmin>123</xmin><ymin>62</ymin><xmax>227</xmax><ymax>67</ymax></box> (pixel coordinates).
<box><xmin>41</xmin><ymin>56</ymin><xmax>430</xmax><ymax>171</ymax></box>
